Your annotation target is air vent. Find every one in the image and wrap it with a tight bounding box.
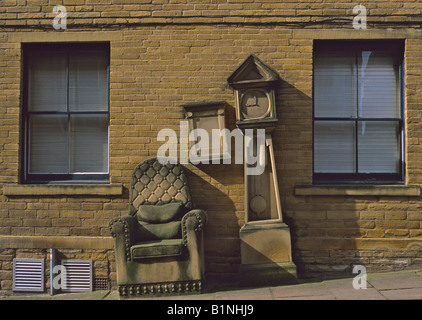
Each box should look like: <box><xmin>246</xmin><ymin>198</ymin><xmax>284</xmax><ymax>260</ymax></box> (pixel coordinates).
<box><xmin>13</xmin><ymin>259</ymin><xmax>45</xmax><ymax>292</ymax></box>
<box><xmin>61</xmin><ymin>260</ymin><xmax>92</xmax><ymax>292</ymax></box>
<box><xmin>94</xmin><ymin>277</ymin><xmax>109</xmax><ymax>290</ymax></box>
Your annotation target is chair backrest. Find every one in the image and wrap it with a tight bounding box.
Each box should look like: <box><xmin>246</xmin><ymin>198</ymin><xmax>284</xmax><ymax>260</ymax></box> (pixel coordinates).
<box><xmin>129</xmin><ymin>158</ymin><xmax>194</xmax><ymax>216</ymax></box>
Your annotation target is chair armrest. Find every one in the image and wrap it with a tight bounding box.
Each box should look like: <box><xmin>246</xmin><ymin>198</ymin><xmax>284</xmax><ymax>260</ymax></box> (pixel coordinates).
<box><xmin>182</xmin><ymin>209</ymin><xmax>207</xmax><ymax>231</ymax></box>
<box><xmin>109</xmin><ymin>215</ymin><xmax>140</xmax><ymax>261</ymax></box>
<box><xmin>182</xmin><ymin>209</ymin><xmax>207</xmax><ymax>246</ymax></box>
<box><xmin>109</xmin><ymin>215</ymin><xmax>139</xmax><ymax>239</ymax></box>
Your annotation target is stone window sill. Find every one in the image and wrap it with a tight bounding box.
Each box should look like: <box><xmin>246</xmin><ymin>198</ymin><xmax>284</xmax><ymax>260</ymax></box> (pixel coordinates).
<box><xmin>294</xmin><ymin>185</ymin><xmax>420</xmax><ymax>197</ymax></box>
<box><xmin>3</xmin><ymin>184</ymin><xmax>124</xmax><ymax>196</ymax></box>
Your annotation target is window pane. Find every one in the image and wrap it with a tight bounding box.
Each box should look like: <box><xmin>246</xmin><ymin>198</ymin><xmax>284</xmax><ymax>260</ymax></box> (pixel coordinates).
<box><xmin>358</xmin><ymin>121</ymin><xmax>399</xmax><ymax>173</ymax></box>
<box><xmin>69</xmin><ymin>51</ymin><xmax>109</xmax><ymax>112</ymax></box>
<box><xmin>29</xmin><ymin>115</ymin><xmax>68</xmax><ymax>173</ymax></box>
<box><xmin>28</xmin><ymin>52</ymin><xmax>67</xmax><ymax>112</ymax></box>
<box><xmin>70</xmin><ymin>114</ymin><xmax>109</xmax><ymax>173</ymax></box>
<box><xmin>358</xmin><ymin>52</ymin><xmax>400</xmax><ymax>118</ymax></box>
<box><xmin>314</xmin><ymin>52</ymin><xmax>357</xmax><ymax>118</ymax></box>
<box><xmin>314</xmin><ymin>121</ymin><xmax>356</xmax><ymax>173</ymax></box>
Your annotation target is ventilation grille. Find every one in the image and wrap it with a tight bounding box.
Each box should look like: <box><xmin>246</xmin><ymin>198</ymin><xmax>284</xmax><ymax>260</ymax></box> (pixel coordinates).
<box><xmin>13</xmin><ymin>259</ymin><xmax>45</xmax><ymax>292</ymax></box>
<box><xmin>94</xmin><ymin>277</ymin><xmax>109</xmax><ymax>290</ymax></box>
<box><xmin>61</xmin><ymin>260</ymin><xmax>92</xmax><ymax>292</ymax></box>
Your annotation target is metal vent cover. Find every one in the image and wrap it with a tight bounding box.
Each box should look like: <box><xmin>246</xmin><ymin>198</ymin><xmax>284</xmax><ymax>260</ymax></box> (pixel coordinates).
<box><xmin>61</xmin><ymin>259</ymin><xmax>93</xmax><ymax>292</ymax></box>
<box><xmin>13</xmin><ymin>258</ymin><xmax>45</xmax><ymax>292</ymax></box>
<box><xmin>94</xmin><ymin>277</ymin><xmax>109</xmax><ymax>290</ymax></box>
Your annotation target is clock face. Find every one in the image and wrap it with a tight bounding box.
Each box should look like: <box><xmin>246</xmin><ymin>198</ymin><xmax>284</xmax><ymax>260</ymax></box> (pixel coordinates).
<box><xmin>240</xmin><ymin>89</ymin><xmax>271</xmax><ymax>120</ymax></box>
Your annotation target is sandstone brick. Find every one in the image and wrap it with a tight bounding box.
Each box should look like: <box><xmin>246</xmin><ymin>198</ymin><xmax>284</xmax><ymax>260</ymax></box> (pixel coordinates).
<box><xmin>70</xmin><ymin>227</ymin><xmax>100</xmax><ymax>236</ymax></box>
<box><xmin>11</xmin><ymin>227</ymin><xmax>34</xmax><ymax>236</ymax></box>
<box><xmin>35</xmin><ymin>227</ymin><xmax>70</xmax><ymax>236</ymax></box>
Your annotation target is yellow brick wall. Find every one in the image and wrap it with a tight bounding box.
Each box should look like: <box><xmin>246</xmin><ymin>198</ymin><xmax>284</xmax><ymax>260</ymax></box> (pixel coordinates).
<box><xmin>1</xmin><ymin>0</ymin><xmax>422</xmax><ymax>290</ymax></box>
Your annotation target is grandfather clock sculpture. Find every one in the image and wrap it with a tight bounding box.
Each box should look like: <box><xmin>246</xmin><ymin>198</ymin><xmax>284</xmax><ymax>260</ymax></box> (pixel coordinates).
<box><xmin>227</xmin><ymin>55</ymin><xmax>297</xmax><ymax>285</ymax></box>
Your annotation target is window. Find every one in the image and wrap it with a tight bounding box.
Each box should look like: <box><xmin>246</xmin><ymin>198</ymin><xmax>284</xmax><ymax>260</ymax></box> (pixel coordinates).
<box><xmin>22</xmin><ymin>43</ymin><xmax>110</xmax><ymax>183</ymax></box>
<box><xmin>313</xmin><ymin>41</ymin><xmax>404</xmax><ymax>184</ymax></box>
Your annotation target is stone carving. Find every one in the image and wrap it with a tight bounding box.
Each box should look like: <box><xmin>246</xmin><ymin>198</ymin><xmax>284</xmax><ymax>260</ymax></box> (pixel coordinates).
<box><xmin>109</xmin><ymin>158</ymin><xmax>207</xmax><ymax>296</ymax></box>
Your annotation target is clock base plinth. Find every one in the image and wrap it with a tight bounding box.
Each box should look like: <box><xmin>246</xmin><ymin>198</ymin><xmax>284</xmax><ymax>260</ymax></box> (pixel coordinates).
<box><xmin>239</xmin><ymin>221</ymin><xmax>297</xmax><ymax>286</ymax></box>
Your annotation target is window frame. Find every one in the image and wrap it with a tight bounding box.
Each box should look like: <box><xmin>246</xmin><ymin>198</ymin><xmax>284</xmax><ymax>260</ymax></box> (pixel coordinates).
<box><xmin>21</xmin><ymin>42</ymin><xmax>110</xmax><ymax>184</ymax></box>
<box><xmin>312</xmin><ymin>40</ymin><xmax>405</xmax><ymax>185</ymax></box>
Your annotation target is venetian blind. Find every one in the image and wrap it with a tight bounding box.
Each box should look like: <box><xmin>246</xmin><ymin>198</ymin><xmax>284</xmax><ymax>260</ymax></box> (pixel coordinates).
<box><xmin>28</xmin><ymin>49</ymin><xmax>109</xmax><ymax>175</ymax></box>
<box><xmin>314</xmin><ymin>49</ymin><xmax>401</xmax><ymax>174</ymax></box>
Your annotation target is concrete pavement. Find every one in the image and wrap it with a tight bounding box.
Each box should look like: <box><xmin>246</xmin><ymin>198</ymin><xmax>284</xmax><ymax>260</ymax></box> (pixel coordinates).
<box><xmin>1</xmin><ymin>268</ymin><xmax>422</xmax><ymax>300</ymax></box>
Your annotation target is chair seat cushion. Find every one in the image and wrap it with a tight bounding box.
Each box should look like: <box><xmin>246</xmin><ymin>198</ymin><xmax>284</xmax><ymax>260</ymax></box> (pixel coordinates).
<box><xmin>138</xmin><ymin>220</ymin><xmax>182</xmax><ymax>241</ymax></box>
<box><xmin>136</xmin><ymin>202</ymin><xmax>184</xmax><ymax>223</ymax></box>
<box><xmin>131</xmin><ymin>239</ymin><xmax>185</xmax><ymax>260</ymax></box>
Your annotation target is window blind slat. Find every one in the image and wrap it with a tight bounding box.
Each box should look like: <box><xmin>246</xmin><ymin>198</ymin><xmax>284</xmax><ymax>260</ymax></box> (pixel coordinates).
<box><xmin>314</xmin><ymin>54</ymin><xmax>357</xmax><ymax>118</ymax></box>
<box><xmin>70</xmin><ymin>114</ymin><xmax>109</xmax><ymax>173</ymax></box>
<box><xmin>314</xmin><ymin>121</ymin><xmax>356</xmax><ymax>173</ymax></box>
<box><xmin>29</xmin><ymin>115</ymin><xmax>68</xmax><ymax>174</ymax></box>
<box><xmin>358</xmin><ymin>53</ymin><xmax>400</xmax><ymax>118</ymax></box>
<box><xmin>69</xmin><ymin>52</ymin><xmax>109</xmax><ymax>112</ymax></box>
<box><xmin>358</xmin><ymin>121</ymin><xmax>399</xmax><ymax>173</ymax></box>
<box><xmin>28</xmin><ymin>52</ymin><xmax>67</xmax><ymax>112</ymax></box>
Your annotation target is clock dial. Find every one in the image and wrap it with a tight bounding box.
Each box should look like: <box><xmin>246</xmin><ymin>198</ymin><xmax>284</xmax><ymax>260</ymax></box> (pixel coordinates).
<box><xmin>240</xmin><ymin>89</ymin><xmax>270</xmax><ymax>119</ymax></box>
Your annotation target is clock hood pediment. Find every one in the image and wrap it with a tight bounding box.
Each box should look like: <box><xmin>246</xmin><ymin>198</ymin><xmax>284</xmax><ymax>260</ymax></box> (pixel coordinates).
<box><xmin>227</xmin><ymin>54</ymin><xmax>279</xmax><ymax>88</ymax></box>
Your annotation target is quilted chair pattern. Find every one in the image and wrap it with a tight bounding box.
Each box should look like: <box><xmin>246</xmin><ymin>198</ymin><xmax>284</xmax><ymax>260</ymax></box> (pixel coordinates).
<box><xmin>129</xmin><ymin>158</ymin><xmax>194</xmax><ymax>216</ymax></box>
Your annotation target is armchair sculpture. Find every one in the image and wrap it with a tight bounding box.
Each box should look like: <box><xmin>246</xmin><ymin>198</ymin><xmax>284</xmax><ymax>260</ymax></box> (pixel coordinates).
<box><xmin>109</xmin><ymin>158</ymin><xmax>207</xmax><ymax>297</ymax></box>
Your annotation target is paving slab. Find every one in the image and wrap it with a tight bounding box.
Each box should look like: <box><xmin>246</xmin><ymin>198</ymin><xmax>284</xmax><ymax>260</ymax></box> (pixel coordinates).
<box><xmin>0</xmin><ymin>290</ymin><xmax>110</xmax><ymax>300</ymax></box>
<box><xmin>326</xmin><ymin>286</ymin><xmax>385</xmax><ymax>300</ymax></box>
<box><xmin>214</xmin><ymin>287</ymin><xmax>273</xmax><ymax>300</ymax></box>
<box><xmin>270</xmin><ymin>282</ymin><xmax>334</xmax><ymax>300</ymax></box>
<box><xmin>104</xmin><ymin>290</ymin><xmax>120</xmax><ymax>300</ymax></box>
<box><xmin>1</xmin><ymin>269</ymin><xmax>422</xmax><ymax>300</ymax></box>
<box><xmin>47</xmin><ymin>290</ymin><xmax>111</xmax><ymax>300</ymax></box>
<box><xmin>153</xmin><ymin>293</ymin><xmax>218</xmax><ymax>300</ymax></box>
<box><xmin>319</xmin><ymin>278</ymin><xmax>384</xmax><ymax>300</ymax></box>
<box><xmin>277</xmin><ymin>294</ymin><xmax>336</xmax><ymax>300</ymax></box>
<box><xmin>379</xmin><ymin>288</ymin><xmax>422</xmax><ymax>300</ymax></box>
<box><xmin>367</xmin><ymin>271</ymin><xmax>422</xmax><ymax>291</ymax></box>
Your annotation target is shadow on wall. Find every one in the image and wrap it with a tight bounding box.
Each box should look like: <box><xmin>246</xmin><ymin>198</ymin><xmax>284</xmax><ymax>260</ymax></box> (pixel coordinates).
<box><xmin>179</xmin><ymin>80</ymin><xmax>314</xmax><ymax>285</ymax></box>
<box><xmin>274</xmin><ymin>80</ymin><xmax>362</xmax><ymax>279</ymax></box>
<box><xmin>177</xmin><ymin>77</ymin><xmax>414</xmax><ymax>285</ymax></box>
<box><xmin>179</xmin><ymin>101</ymin><xmax>243</xmax><ymax>285</ymax></box>
<box><xmin>185</xmin><ymin>163</ymin><xmax>243</xmax><ymax>286</ymax></box>
<box><xmin>239</xmin><ymin>241</ymin><xmax>298</xmax><ymax>287</ymax></box>
<box><xmin>275</xmin><ymin>81</ymin><xmax>421</xmax><ymax>279</ymax></box>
